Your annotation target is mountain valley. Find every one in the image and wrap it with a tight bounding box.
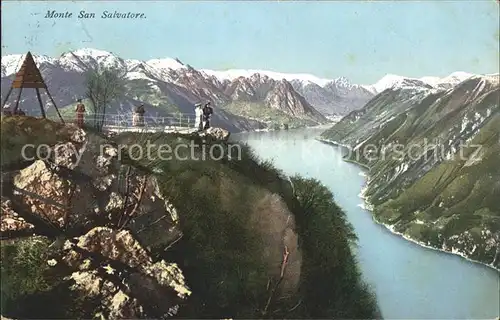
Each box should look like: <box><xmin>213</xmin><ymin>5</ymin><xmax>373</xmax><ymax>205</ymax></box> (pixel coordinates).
<box><xmin>321</xmin><ymin>74</ymin><xmax>500</xmax><ymax>269</ymax></box>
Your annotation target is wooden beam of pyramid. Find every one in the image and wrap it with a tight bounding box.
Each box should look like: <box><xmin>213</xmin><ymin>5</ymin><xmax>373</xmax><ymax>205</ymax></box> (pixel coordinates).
<box><xmin>11</xmin><ymin>52</ymin><xmax>46</xmax><ymax>89</ymax></box>
<box><xmin>6</xmin><ymin>51</ymin><xmax>65</xmax><ymax>124</ymax></box>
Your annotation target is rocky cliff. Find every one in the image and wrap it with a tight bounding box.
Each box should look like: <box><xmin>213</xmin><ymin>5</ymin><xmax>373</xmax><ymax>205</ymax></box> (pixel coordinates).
<box><xmin>1</xmin><ymin>116</ymin><xmax>379</xmax><ymax>319</ymax></box>
<box><xmin>0</xmin><ymin>116</ymin><xmax>303</xmax><ymax>318</ymax></box>
<box><xmin>1</xmin><ymin>116</ymin><xmax>192</xmax><ymax>318</ymax></box>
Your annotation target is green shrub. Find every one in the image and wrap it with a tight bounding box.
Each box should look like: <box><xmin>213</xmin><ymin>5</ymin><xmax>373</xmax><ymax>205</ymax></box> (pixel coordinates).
<box><xmin>1</xmin><ymin>237</ymin><xmax>53</xmax><ymax>302</ymax></box>
<box><xmin>290</xmin><ymin>176</ymin><xmax>380</xmax><ymax>319</ymax></box>
<box><xmin>0</xmin><ymin>237</ymin><xmax>76</xmax><ymax>317</ymax></box>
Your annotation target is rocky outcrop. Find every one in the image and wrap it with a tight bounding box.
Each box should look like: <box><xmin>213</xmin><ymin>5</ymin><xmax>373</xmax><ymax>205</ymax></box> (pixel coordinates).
<box><xmin>265</xmin><ymin>80</ymin><xmax>326</xmax><ymax>122</ymax></box>
<box><xmin>58</xmin><ymin>227</ymin><xmax>190</xmax><ymax>319</ymax></box>
<box><xmin>225</xmin><ymin>76</ymin><xmax>327</xmax><ymax>123</ymax></box>
<box><xmin>1</xmin><ymin>120</ymin><xmax>189</xmax><ymax>318</ymax></box>
<box><xmin>1</xmin><ymin>117</ymin><xmax>307</xmax><ymax>318</ymax></box>
<box><xmin>252</xmin><ymin>192</ymin><xmax>301</xmax><ymax>293</ymax></box>
<box><xmin>1</xmin><ymin>197</ymin><xmax>34</xmax><ymax>236</ymax></box>
<box><xmin>199</xmin><ymin>127</ymin><xmax>231</xmax><ymax>142</ymax></box>
<box><xmin>9</xmin><ymin>125</ymin><xmax>181</xmax><ymax>246</ymax></box>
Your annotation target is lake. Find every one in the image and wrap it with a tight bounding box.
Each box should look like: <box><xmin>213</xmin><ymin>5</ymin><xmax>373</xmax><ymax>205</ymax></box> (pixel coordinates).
<box><xmin>233</xmin><ymin>126</ymin><xmax>500</xmax><ymax>319</ymax></box>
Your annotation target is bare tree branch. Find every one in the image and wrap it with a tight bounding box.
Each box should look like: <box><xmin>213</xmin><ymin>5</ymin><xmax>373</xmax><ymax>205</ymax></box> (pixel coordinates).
<box><xmin>262</xmin><ymin>245</ymin><xmax>290</xmax><ymax>316</ymax></box>
<box><xmin>120</xmin><ymin>175</ymin><xmax>147</xmax><ymax>230</ymax></box>
<box><xmin>84</xmin><ymin>64</ymin><xmax>127</xmax><ymax>131</ymax></box>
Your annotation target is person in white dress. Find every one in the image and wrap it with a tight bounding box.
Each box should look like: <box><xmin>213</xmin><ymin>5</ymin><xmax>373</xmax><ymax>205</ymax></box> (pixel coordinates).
<box><xmin>194</xmin><ymin>103</ymin><xmax>203</xmax><ymax>131</ymax></box>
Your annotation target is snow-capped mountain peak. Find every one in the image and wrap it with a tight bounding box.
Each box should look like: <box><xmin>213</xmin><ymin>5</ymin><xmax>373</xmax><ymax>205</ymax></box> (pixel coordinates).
<box><xmin>438</xmin><ymin>71</ymin><xmax>474</xmax><ymax>85</ymax></box>
<box><xmin>71</xmin><ymin>48</ymin><xmax>114</xmax><ymax>58</ymax></box>
<box><xmin>145</xmin><ymin>58</ymin><xmax>186</xmax><ymax>71</ymax></box>
<box><xmin>366</xmin><ymin>74</ymin><xmax>426</xmax><ymax>93</ymax></box>
<box><xmin>365</xmin><ymin>71</ymin><xmax>477</xmax><ymax>94</ymax></box>
<box><xmin>1</xmin><ymin>53</ymin><xmax>56</xmax><ymax>76</ymax></box>
<box><xmin>0</xmin><ymin>47</ymin><xmax>488</xmax><ymax>118</ymax></box>
<box><xmin>200</xmin><ymin>69</ymin><xmax>332</xmax><ymax>87</ymax></box>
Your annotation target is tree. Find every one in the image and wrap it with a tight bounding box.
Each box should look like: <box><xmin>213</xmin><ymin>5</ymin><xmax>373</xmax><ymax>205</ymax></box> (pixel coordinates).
<box><xmin>84</xmin><ymin>64</ymin><xmax>127</xmax><ymax>131</ymax></box>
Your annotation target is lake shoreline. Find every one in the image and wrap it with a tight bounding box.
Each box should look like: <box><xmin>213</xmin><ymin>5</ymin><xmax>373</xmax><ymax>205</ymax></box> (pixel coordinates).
<box><xmin>237</xmin><ymin>122</ymin><xmax>335</xmax><ymax>134</ymax></box>
<box><xmin>317</xmin><ymin>136</ymin><xmax>500</xmax><ymax>273</ymax></box>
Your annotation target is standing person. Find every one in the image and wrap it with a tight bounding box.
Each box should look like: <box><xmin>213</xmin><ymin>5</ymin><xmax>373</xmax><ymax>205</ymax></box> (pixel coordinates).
<box><xmin>194</xmin><ymin>103</ymin><xmax>203</xmax><ymax>131</ymax></box>
<box><xmin>202</xmin><ymin>101</ymin><xmax>213</xmax><ymax>130</ymax></box>
<box><xmin>75</xmin><ymin>99</ymin><xmax>86</xmax><ymax>128</ymax></box>
<box><xmin>134</xmin><ymin>104</ymin><xmax>145</xmax><ymax>127</ymax></box>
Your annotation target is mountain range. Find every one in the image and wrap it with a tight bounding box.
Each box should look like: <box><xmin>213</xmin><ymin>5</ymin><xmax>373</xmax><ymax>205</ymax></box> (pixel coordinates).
<box><xmin>1</xmin><ymin>48</ymin><xmax>476</xmax><ymax>132</ymax></box>
<box><xmin>320</xmin><ymin>73</ymin><xmax>500</xmax><ymax>269</ymax></box>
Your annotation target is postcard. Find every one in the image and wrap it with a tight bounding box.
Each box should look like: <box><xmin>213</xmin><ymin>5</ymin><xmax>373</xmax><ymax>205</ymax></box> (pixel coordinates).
<box><xmin>1</xmin><ymin>1</ymin><xmax>499</xmax><ymax>319</ymax></box>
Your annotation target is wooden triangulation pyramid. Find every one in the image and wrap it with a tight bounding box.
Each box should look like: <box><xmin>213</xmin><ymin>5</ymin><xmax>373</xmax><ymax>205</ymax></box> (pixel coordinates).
<box><xmin>1</xmin><ymin>51</ymin><xmax>64</xmax><ymax>123</ymax></box>
<box><xmin>11</xmin><ymin>52</ymin><xmax>46</xmax><ymax>89</ymax></box>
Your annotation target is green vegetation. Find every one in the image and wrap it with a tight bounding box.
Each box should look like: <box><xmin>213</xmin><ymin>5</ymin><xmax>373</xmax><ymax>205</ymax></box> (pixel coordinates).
<box><xmin>114</xmin><ymin>131</ymin><xmax>380</xmax><ymax>318</ymax></box>
<box><xmin>221</xmin><ymin>101</ymin><xmax>317</xmax><ymax>129</ymax></box>
<box><xmin>375</xmin><ymin>114</ymin><xmax>500</xmax><ymax>261</ymax></box>
<box><xmin>1</xmin><ymin>237</ymin><xmax>53</xmax><ymax>305</ymax></box>
<box><xmin>290</xmin><ymin>176</ymin><xmax>380</xmax><ymax>318</ymax></box>
<box><xmin>1</xmin><ymin>237</ymin><xmax>96</xmax><ymax>319</ymax></box>
<box><xmin>0</xmin><ymin>116</ymin><xmax>74</xmax><ymax>170</ymax></box>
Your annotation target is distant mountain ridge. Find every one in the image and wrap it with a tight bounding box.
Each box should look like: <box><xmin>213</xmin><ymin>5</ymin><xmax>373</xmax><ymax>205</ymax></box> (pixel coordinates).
<box><xmin>1</xmin><ymin>49</ymin><xmax>328</xmax><ymax>132</ymax></box>
<box><xmin>1</xmin><ymin>48</ymin><xmax>483</xmax><ymax>118</ymax></box>
<box><xmin>366</xmin><ymin>72</ymin><xmax>475</xmax><ymax>94</ymax></box>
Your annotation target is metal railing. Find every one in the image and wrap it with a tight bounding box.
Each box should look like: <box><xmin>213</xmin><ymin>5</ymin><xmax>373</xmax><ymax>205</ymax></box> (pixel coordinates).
<box><xmin>47</xmin><ymin>112</ymin><xmax>200</xmax><ymax>133</ymax></box>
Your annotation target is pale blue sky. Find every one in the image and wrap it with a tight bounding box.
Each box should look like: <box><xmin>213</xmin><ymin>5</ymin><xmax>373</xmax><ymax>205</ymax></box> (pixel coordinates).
<box><xmin>1</xmin><ymin>1</ymin><xmax>499</xmax><ymax>83</ymax></box>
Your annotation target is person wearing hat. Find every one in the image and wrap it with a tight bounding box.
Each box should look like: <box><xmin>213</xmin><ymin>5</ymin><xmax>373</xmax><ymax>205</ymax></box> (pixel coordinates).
<box><xmin>75</xmin><ymin>98</ymin><xmax>86</xmax><ymax>128</ymax></box>
<box><xmin>202</xmin><ymin>101</ymin><xmax>213</xmax><ymax>130</ymax></box>
<box><xmin>194</xmin><ymin>102</ymin><xmax>203</xmax><ymax>131</ymax></box>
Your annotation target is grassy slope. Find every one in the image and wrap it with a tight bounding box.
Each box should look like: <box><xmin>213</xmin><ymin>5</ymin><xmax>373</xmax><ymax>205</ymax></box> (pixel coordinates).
<box><xmin>320</xmin><ymin>80</ymin><xmax>500</xmax><ymax>268</ymax></box>
<box><xmin>0</xmin><ymin>115</ymin><xmax>78</xmax><ymax>170</ymax></box>
<box><xmin>376</xmin><ymin>114</ymin><xmax>500</xmax><ymax>262</ymax></box>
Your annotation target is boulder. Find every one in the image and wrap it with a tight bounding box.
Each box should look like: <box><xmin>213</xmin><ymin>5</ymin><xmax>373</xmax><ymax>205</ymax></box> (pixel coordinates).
<box><xmin>251</xmin><ymin>192</ymin><xmax>301</xmax><ymax>294</ymax></box>
<box><xmin>1</xmin><ymin>197</ymin><xmax>34</xmax><ymax>235</ymax></box>
<box><xmin>199</xmin><ymin>127</ymin><xmax>231</xmax><ymax>142</ymax></box>
<box><xmin>2</xmin><ymin>119</ymin><xmax>189</xmax><ymax>318</ymax></box>
<box><xmin>10</xmin><ymin>129</ymin><xmax>181</xmax><ymax>249</ymax></box>
<box><xmin>13</xmin><ymin>160</ymin><xmax>97</xmax><ymax>229</ymax></box>
<box><xmin>62</xmin><ymin>227</ymin><xmax>191</xmax><ymax>319</ymax></box>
